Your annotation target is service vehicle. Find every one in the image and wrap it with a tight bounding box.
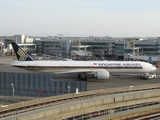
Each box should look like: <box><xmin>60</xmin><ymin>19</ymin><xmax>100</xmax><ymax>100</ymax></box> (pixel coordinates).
<box><xmin>140</xmin><ymin>73</ymin><xmax>156</xmax><ymax>79</ymax></box>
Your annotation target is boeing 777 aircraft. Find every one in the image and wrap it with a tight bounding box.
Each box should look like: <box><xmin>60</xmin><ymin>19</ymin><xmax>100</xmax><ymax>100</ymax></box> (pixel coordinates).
<box><xmin>11</xmin><ymin>42</ymin><xmax>156</xmax><ymax>81</ymax></box>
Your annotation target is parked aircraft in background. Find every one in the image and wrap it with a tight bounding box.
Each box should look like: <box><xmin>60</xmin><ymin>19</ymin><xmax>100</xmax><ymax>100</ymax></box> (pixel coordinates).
<box><xmin>11</xmin><ymin>42</ymin><xmax>156</xmax><ymax>81</ymax></box>
<box><xmin>0</xmin><ymin>42</ymin><xmax>4</xmax><ymax>45</ymax></box>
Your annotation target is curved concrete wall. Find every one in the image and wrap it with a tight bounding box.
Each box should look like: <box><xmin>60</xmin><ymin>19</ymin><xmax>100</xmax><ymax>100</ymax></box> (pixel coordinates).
<box><xmin>2</xmin><ymin>89</ymin><xmax>160</xmax><ymax>120</ymax></box>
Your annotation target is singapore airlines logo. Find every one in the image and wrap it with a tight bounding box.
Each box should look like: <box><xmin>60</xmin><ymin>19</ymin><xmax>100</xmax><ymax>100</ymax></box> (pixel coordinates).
<box><xmin>17</xmin><ymin>48</ymin><xmax>28</xmax><ymax>60</ymax></box>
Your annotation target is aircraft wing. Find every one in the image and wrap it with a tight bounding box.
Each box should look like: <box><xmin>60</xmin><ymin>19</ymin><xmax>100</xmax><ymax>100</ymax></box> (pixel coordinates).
<box><xmin>63</xmin><ymin>58</ymin><xmax>74</xmax><ymax>61</ymax></box>
<box><xmin>11</xmin><ymin>63</ymin><xmax>28</xmax><ymax>67</ymax></box>
<box><xmin>53</xmin><ymin>68</ymin><xmax>110</xmax><ymax>80</ymax></box>
<box><xmin>53</xmin><ymin>69</ymin><xmax>106</xmax><ymax>74</ymax></box>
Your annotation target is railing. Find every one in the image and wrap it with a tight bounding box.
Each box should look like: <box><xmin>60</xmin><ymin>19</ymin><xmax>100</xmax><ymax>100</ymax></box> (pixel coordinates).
<box><xmin>1</xmin><ymin>83</ymin><xmax>160</xmax><ymax>119</ymax></box>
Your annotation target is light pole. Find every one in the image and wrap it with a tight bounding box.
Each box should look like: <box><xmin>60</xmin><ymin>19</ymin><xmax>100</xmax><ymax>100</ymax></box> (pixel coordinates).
<box><xmin>68</xmin><ymin>86</ymin><xmax>70</xmax><ymax>94</ymax></box>
<box><xmin>11</xmin><ymin>84</ymin><xmax>14</xmax><ymax>96</ymax></box>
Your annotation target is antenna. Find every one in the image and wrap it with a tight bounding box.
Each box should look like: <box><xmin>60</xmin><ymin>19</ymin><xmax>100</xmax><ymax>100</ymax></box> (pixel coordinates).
<box><xmin>58</xmin><ymin>34</ymin><xmax>64</xmax><ymax>40</ymax></box>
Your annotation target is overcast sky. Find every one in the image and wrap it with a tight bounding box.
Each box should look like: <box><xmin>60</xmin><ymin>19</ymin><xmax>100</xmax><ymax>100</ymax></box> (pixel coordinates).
<box><xmin>1</xmin><ymin>0</ymin><xmax>160</xmax><ymax>37</ymax></box>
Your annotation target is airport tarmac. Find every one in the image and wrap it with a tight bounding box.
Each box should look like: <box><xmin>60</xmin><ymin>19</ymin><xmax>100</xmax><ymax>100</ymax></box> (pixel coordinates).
<box><xmin>0</xmin><ymin>56</ymin><xmax>160</xmax><ymax>105</ymax></box>
<box><xmin>0</xmin><ymin>56</ymin><xmax>160</xmax><ymax>91</ymax></box>
<box><xmin>53</xmin><ymin>71</ymin><xmax>160</xmax><ymax>90</ymax></box>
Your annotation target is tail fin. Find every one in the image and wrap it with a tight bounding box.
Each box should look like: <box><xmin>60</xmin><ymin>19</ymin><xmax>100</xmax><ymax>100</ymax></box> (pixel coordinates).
<box><xmin>11</xmin><ymin>42</ymin><xmax>33</xmax><ymax>61</ymax></box>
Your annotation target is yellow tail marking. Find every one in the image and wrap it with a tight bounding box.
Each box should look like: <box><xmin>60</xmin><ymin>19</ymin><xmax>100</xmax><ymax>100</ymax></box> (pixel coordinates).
<box><xmin>17</xmin><ymin>48</ymin><xmax>28</xmax><ymax>60</ymax></box>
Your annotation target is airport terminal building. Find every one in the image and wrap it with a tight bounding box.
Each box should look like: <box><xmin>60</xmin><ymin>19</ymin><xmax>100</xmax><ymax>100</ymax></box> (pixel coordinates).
<box><xmin>33</xmin><ymin>36</ymin><xmax>160</xmax><ymax>62</ymax></box>
<box><xmin>1</xmin><ymin>35</ymin><xmax>160</xmax><ymax>62</ymax></box>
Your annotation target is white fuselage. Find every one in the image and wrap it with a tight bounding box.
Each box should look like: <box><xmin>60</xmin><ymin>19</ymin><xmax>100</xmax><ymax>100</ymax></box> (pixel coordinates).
<box><xmin>11</xmin><ymin>60</ymin><xmax>156</xmax><ymax>73</ymax></box>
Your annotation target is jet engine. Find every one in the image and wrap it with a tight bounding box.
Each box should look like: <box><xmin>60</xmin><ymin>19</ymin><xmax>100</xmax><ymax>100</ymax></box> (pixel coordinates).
<box><xmin>94</xmin><ymin>70</ymin><xmax>110</xmax><ymax>80</ymax></box>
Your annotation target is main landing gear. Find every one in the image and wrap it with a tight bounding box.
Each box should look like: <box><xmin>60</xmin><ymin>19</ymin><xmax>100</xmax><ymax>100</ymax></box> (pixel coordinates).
<box><xmin>78</xmin><ymin>74</ymin><xmax>87</xmax><ymax>81</ymax></box>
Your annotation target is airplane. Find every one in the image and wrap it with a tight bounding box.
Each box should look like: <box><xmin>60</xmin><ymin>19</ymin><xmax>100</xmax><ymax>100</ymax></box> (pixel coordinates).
<box><xmin>10</xmin><ymin>42</ymin><xmax>157</xmax><ymax>81</ymax></box>
<box><xmin>0</xmin><ymin>42</ymin><xmax>4</xmax><ymax>45</ymax></box>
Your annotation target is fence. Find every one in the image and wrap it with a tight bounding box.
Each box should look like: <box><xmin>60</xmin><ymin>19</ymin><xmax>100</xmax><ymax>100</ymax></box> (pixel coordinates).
<box><xmin>0</xmin><ymin>72</ymin><xmax>87</xmax><ymax>97</ymax></box>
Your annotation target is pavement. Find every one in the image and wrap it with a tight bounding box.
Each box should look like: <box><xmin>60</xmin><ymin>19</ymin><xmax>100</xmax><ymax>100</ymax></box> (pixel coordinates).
<box><xmin>0</xmin><ymin>56</ymin><xmax>16</xmax><ymax>65</ymax></box>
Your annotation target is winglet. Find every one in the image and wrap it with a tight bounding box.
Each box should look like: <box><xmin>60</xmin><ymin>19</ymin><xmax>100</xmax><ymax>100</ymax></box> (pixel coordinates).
<box><xmin>11</xmin><ymin>42</ymin><xmax>33</xmax><ymax>61</ymax></box>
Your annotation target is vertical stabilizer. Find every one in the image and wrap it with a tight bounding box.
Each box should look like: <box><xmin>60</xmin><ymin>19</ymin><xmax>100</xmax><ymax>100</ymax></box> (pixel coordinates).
<box><xmin>11</xmin><ymin>42</ymin><xmax>33</xmax><ymax>61</ymax></box>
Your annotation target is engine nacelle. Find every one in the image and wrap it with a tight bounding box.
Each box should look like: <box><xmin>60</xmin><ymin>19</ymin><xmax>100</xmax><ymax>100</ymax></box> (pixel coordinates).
<box><xmin>94</xmin><ymin>71</ymin><xmax>110</xmax><ymax>80</ymax></box>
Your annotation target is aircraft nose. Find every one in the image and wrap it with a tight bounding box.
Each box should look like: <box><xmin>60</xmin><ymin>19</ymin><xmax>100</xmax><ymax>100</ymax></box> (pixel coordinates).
<box><xmin>152</xmin><ymin>65</ymin><xmax>157</xmax><ymax>71</ymax></box>
<box><xmin>154</xmin><ymin>66</ymin><xmax>157</xmax><ymax>71</ymax></box>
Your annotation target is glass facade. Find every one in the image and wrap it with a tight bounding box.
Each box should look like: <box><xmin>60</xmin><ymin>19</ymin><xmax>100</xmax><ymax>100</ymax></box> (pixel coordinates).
<box><xmin>43</xmin><ymin>41</ymin><xmax>61</xmax><ymax>50</ymax></box>
<box><xmin>80</xmin><ymin>41</ymin><xmax>112</xmax><ymax>56</ymax></box>
<box><xmin>19</xmin><ymin>44</ymin><xmax>36</xmax><ymax>53</ymax></box>
<box><xmin>33</xmin><ymin>38</ymin><xmax>160</xmax><ymax>58</ymax></box>
<box><xmin>135</xmin><ymin>43</ymin><xmax>158</xmax><ymax>55</ymax></box>
<box><xmin>115</xmin><ymin>40</ymin><xmax>160</xmax><ymax>57</ymax></box>
<box><xmin>19</xmin><ymin>45</ymin><xmax>35</xmax><ymax>50</ymax></box>
<box><xmin>114</xmin><ymin>44</ymin><xmax>124</xmax><ymax>55</ymax></box>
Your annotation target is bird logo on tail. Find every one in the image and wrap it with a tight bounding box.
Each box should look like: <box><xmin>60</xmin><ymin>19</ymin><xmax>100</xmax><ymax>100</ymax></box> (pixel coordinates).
<box><xmin>11</xmin><ymin>42</ymin><xmax>33</xmax><ymax>61</ymax></box>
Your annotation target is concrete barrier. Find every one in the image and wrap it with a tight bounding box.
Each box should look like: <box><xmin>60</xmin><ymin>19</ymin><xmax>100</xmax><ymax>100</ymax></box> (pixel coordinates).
<box><xmin>2</xmin><ymin>84</ymin><xmax>160</xmax><ymax>120</ymax></box>
<box><xmin>1</xmin><ymin>83</ymin><xmax>160</xmax><ymax>113</ymax></box>
<box><xmin>2</xmin><ymin>89</ymin><xmax>160</xmax><ymax>120</ymax></box>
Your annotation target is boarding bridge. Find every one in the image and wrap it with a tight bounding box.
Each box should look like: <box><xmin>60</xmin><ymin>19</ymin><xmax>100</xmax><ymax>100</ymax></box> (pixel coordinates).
<box><xmin>124</xmin><ymin>53</ymin><xmax>160</xmax><ymax>62</ymax></box>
